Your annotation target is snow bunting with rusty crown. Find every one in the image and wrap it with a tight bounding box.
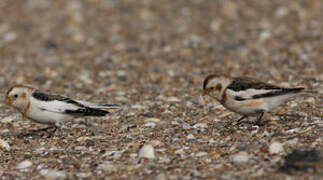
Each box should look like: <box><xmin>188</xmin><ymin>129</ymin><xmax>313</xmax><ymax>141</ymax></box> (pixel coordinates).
<box><xmin>5</xmin><ymin>85</ymin><xmax>120</xmax><ymax>136</ymax></box>
<box><xmin>202</xmin><ymin>74</ymin><xmax>305</xmax><ymax>126</ymax></box>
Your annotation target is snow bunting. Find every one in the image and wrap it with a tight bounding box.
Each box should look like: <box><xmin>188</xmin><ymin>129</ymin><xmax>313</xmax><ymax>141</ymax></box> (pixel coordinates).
<box><xmin>5</xmin><ymin>85</ymin><xmax>120</xmax><ymax>136</ymax></box>
<box><xmin>202</xmin><ymin>74</ymin><xmax>305</xmax><ymax>125</ymax></box>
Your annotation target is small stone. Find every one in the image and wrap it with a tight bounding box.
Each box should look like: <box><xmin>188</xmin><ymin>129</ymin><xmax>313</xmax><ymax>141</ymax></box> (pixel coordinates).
<box><xmin>150</xmin><ymin>140</ymin><xmax>162</xmax><ymax>146</ymax></box>
<box><xmin>259</xmin><ymin>30</ymin><xmax>271</xmax><ymax>42</ymax></box>
<box><xmin>103</xmin><ymin>150</ymin><xmax>124</xmax><ymax>158</ymax></box>
<box><xmin>138</xmin><ymin>144</ymin><xmax>155</xmax><ymax>159</ymax></box>
<box><xmin>269</xmin><ymin>142</ymin><xmax>284</xmax><ymax>154</ymax></box>
<box><xmin>115</xmin><ymin>96</ymin><xmax>128</xmax><ymax>102</ymax></box>
<box><xmin>213</xmin><ymin>118</ymin><xmax>221</xmax><ymax>122</ymax></box>
<box><xmin>210</xmin><ymin>19</ymin><xmax>222</xmax><ymax>32</ymax></box>
<box><xmin>131</xmin><ymin>105</ymin><xmax>146</xmax><ymax>110</ymax></box>
<box><xmin>79</xmin><ymin>71</ymin><xmax>92</xmax><ymax>84</ymax></box>
<box><xmin>1</xmin><ymin>115</ymin><xmax>17</xmax><ymax>123</ymax></box>
<box><xmin>193</xmin><ymin>123</ymin><xmax>208</xmax><ymax>129</ymax></box>
<box><xmin>144</xmin><ymin>122</ymin><xmax>156</xmax><ymax>128</ymax></box>
<box><xmin>4</xmin><ymin>32</ymin><xmax>17</xmax><ymax>42</ymax></box>
<box><xmin>175</xmin><ymin>148</ymin><xmax>185</xmax><ymax>155</ymax></box>
<box><xmin>195</xmin><ymin>152</ymin><xmax>208</xmax><ymax>157</ymax></box>
<box><xmin>144</xmin><ymin>118</ymin><xmax>160</xmax><ymax>122</ymax></box>
<box><xmin>0</xmin><ymin>139</ymin><xmax>10</xmax><ymax>151</ymax></box>
<box><xmin>39</xmin><ymin>169</ymin><xmax>66</xmax><ymax>180</ymax></box>
<box><xmin>187</xmin><ymin>134</ymin><xmax>195</xmax><ymax>140</ymax></box>
<box><xmin>130</xmin><ymin>153</ymin><xmax>137</xmax><ymax>158</ymax></box>
<box><xmin>166</xmin><ymin>96</ymin><xmax>181</xmax><ymax>102</ymax></box>
<box><xmin>154</xmin><ymin>173</ymin><xmax>167</xmax><ymax>180</ymax></box>
<box><xmin>186</xmin><ymin>101</ymin><xmax>193</xmax><ymax>107</ymax></box>
<box><xmin>232</xmin><ymin>151</ymin><xmax>249</xmax><ymax>164</ymax></box>
<box><xmin>16</xmin><ymin>160</ymin><xmax>32</xmax><ymax>169</ymax></box>
<box><xmin>289</xmin><ymin>101</ymin><xmax>298</xmax><ymax>108</ymax></box>
<box><xmin>98</xmin><ymin>161</ymin><xmax>117</xmax><ymax>172</ymax></box>
<box><xmin>304</xmin><ymin>97</ymin><xmax>315</xmax><ymax>103</ymax></box>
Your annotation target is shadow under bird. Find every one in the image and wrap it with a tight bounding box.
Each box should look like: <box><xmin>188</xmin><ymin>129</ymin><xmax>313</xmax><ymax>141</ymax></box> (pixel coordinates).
<box><xmin>202</xmin><ymin>74</ymin><xmax>308</xmax><ymax>126</ymax></box>
<box><xmin>5</xmin><ymin>85</ymin><xmax>120</xmax><ymax>136</ymax></box>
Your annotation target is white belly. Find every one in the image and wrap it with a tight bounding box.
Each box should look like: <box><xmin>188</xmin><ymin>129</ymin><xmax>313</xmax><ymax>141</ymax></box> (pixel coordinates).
<box><xmin>223</xmin><ymin>93</ymin><xmax>297</xmax><ymax>115</ymax></box>
<box><xmin>26</xmin><ymin>105</ymin><xmax>72</xmax><ymax>126</ymax></box>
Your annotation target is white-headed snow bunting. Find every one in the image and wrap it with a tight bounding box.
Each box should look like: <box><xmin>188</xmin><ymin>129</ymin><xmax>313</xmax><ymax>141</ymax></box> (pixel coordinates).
<box><xmin>5</xmin><ymin>85</ymin><xmax>120</xmax><ymax>136</ymax></box>
<box><xmin>202</xmin><ymin>74</ymin><xmax>305</xmax><ymax>126</ymax></box>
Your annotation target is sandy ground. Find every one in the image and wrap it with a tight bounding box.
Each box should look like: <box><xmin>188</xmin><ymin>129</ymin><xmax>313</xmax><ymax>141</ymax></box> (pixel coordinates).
<box><xmin>0</xmin><ymin>0</ymin><xmax>322</xmax><ymax>179</ymax></box>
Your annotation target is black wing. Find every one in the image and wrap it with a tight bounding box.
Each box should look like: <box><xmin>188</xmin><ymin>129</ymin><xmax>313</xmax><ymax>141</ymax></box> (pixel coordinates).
<box><xmin>32</xmin><ymin>90</ymin><xmax>109</xmax><ymax>116</ymax></box>
<box><xmin>227</xmin><ymin>77</ymin><xmax>304</xmax><ymax>100</ymax></box>
<box><xmin>227</xmin><ymin>77</ymin><xmax>282</xmax><ymax>92</ymax></box>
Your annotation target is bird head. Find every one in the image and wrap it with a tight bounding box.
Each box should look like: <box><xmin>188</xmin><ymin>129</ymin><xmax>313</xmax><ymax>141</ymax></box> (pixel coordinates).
<box><xmin>5</xmin><ymin>85</ymin><xmax>33</xmax><ymax>112</ymax></box>
<box><xmin>202</xmin><ymin>74</ymin><xmax>231</xmax><ymax>101</ymax></box>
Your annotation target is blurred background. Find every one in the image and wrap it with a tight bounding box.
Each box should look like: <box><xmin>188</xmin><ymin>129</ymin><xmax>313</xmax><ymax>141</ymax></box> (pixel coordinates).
<box><xmin>1</xmin><ymin>0</ymin><xmax>321</xmax><ymax>94</ymax></box>
<box><xmin>0</xmin><ymin>0</ymin><xmax>322</xmax><ymax>179</ymax></box>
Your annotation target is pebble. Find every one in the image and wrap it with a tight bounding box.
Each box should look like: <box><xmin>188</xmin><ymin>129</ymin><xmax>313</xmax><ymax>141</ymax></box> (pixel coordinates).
<box><xmin>39</xmin><ymin>169</ymin><xmax>66</xmax><ymax>180</ymax></box>
<box><xmin>289</xmin><ymin>101</ymin><xmax>298</xmax><ymax>108</ymax></box>
<box><xmin>144</xmin><ymin>122</ymin><xmax>156</xmax><ymax>128</ymax></box>
<box><xmin>165</xmin><ymin>96</ymin><xmax>181</xmax><ymax>102</ymax></box>
<box><xmin>304</xmin><ymin>97</ymin><xmax>315</xmax><ymax>103</ymax></box>
<box><xmin>103</xmin><ymin>150</ymin><xmax>124</xmax><ymax>158</ymax></box>
<box><xmin>130</xmin><ymin>153</ymin><xmax>138</xmax><ymax>158</ymax></box>
<box><xmin>138</xmin><ymin>144</ymin><xmax>155</xmax><ymax>159</ymax></box>
<box><xmin>98</xmin><ymin>161</ymin><xmax>117</xmax><ymax>172</ymax></box>
<box><xmin>269</xmin><ymin>142</ymin><xmax>284</xmax><ymax>154</ymax></box>
<box><xmin>213</xmin><ymin>118</ymin><xmax>222</xmax><ymax>122</ymax></box>
<box><xmin>154</xmin><ymin>173</ymin><xmax>167</xmax><ymax>180</ymax></box>
<box><xmin>195</xmin><ymin>152</ymin><xmax>208</xmax><ymax>157</ymax></box>
<box><xmin>16</xmin><ymin>160</ymin><xmax>32</xmax><ymax>169</ymax></box>
<box><xmin>131</xmin><ymin>105</ymin><xmax>146</xmax><ymax>110</ymax></box>
<box><xmin>193</xmin><ymin>123</ymin><xmax>208</xmax><ymax>129</ymax></box>
<box><xmin>115</xmin><ymin>96</ymin><xmax>128</xmax><ymax>102</ymax></box>
<box><xmin>1</xmin><ymin>115</ymin><xmax>17</xmax><ymax>123</ymax></box>
<box><xmin>0</xmin><ymin>139</ymin><xmax>10</xmax><ymax>151</ymax></box>
<box><xmin>187</xmin><ymin>134</ymin><xmax>195</xmax><ymax>140</ymax></box>
<box><xmin>144</xmin><ymin>118</ymin><xmax>161</xmax><ymax>123</ymax></box>
<box><xmin>4</xmin><ymin>32</ymin><xmax>17</xmax><ymax>42</ymax></box>
<box><xmin>232</xmin><ymin>151</ymin><xmax>249</xmax><ymax>164</ymax></box>
<box><xmin>150</xmin><ymin>140</ymin><xmax>162</xmax><ymax>146</ymax></box>
<box><xmin>175</xmin><ymin>148</ymin><xmax>186</xmax><ymax>155</ymax></box>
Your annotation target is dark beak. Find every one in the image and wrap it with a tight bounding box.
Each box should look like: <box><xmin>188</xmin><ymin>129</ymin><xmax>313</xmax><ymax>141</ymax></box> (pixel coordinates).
<box><xmin>202</xmin><ymin>89</ymin><xmax>210</xmax><ymax>96</ymax></box>
<box><xmin>5</xmin><ymin>97</ymin><xmax>11</xmax><ymax>105</ymax></box>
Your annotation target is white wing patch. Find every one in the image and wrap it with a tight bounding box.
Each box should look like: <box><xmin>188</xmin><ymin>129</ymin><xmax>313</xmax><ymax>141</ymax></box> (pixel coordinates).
<box><xmin>227</xmin><ymin>89</ymin><xmax>274</xmax><ymax>100</ymax></box>
<box><xmin>75</xmin><ymin>100</ymin><xmax>121</xmax><ymax>110</ymax></box>
<box><xmin>31</xmin><ymin>96</ymin><xmax>81</xmax><ymax>113</ymax></box>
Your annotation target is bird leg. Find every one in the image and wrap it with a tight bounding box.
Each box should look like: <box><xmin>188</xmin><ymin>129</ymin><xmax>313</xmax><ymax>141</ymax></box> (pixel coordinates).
<box><xmin>236</xmin><ymin>115</ymin><xmax>248</xmax><ymax>125</ymax></box>
<box><xmin>253</xmin><ymin>112</ymin><xmax>265</xmax><ymax>126</ymax></box>
<box><xmin>226</xmin><ymin>115</ymin><xmax>248</xmax><ymax>127</ymax></box>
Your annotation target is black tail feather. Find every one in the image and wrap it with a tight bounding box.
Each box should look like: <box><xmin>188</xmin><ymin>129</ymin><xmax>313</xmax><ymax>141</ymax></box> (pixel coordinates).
<box><xmin>252</xmin><ymin>87</ymin><xmax>304</xmax><ymax>99</ymax></box>
<box><xmin>65</xmin><ymin>107</ymin><xmax>109</xmax><ymax>116</ymax></box>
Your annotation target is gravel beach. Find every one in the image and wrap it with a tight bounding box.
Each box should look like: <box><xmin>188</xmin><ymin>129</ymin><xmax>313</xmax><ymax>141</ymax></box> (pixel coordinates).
<box><xmin>0</xmin><ymin>0</ymin><xmax>322</xmax><ymax>179</ymax></box>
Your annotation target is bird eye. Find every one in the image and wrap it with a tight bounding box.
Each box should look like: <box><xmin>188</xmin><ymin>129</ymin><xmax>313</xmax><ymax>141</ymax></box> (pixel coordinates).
<box><xmin>210</xmin><ymin>87</ymin><xmax>214</xmax><ymax>90</ymax></box>
<box><xmin>13</xmin><ymin>94</ymin><xmax>18</xmax><ymax>98</ymax></box>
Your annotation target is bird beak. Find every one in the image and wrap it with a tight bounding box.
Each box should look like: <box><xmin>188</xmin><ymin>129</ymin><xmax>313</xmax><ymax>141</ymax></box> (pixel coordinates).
<box><xmin>5</xmin><ymin>97</ymin><xmax>11</xmax><ymax>105</ymax></box>
<box><xmin>202</xmin><ymin>89</ymin><xmax>209</xmax><ymax>96</ymax></box>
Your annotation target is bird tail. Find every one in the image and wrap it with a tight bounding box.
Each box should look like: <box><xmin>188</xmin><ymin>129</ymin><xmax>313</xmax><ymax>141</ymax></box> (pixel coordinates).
<box><xmin>94</xmin><ymin>104</ymin><xmax>122</xmax><ymax>112</ymax></box>
<box><xmin>285</xmin><ymin>87</ymin><xmax>305</xmax><ymax>94</ymax></box>
<box><xmin>302</xmin><ymin>90</ymin><xmax>318</xmax><ymax>94</ymax></box>
<box><xmin>76</xmin><ymin>100</ymin><xmax>122</xmax><ymax>112</ymax></box>
<box><xmin>65</xmin><ymin>107</ymin><xmax>110</xmax><ymax>116</ymax></box>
